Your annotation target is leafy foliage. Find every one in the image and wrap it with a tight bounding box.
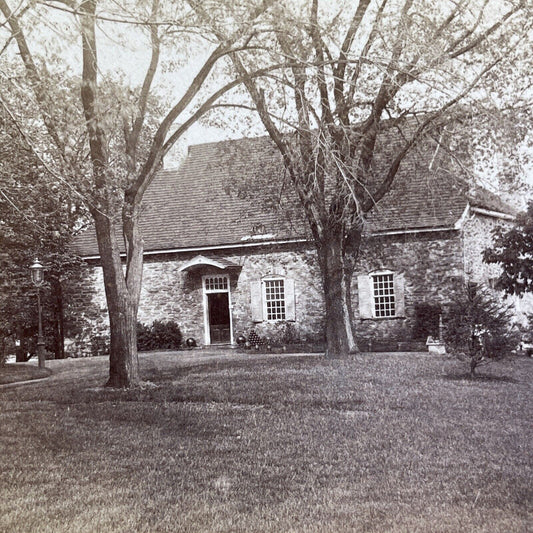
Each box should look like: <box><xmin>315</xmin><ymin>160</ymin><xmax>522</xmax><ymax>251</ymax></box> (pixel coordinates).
<box><xmin>90</xmin><ymin>335</ymin><xmax>110</xmax><ymax>357</ymax></box>
<box><xmin>412</xmin><ymin>303</ymin><xmax>442</xmax><ymax>340</ymax></box>
<box><xmin>0</xmin><ymin>105</ymin><xmax>87</xmax><ymax>359</ymax></box>
<box><xmin>0</xmin><ymin>0</ymin><xmax>280</xmax><ymax>386</ymax></box>
<box><xmin>484</xmin><ymin>201</ymin><xmax>533</xmax><ymax>296</ymax></box>
<box><xmin>271</xmin><ymin>321</ymin><xmax>301</xmax><ymax>346</ymax></box>
<box><xmin>443</xmin><ymin>282</ymin><xmax>519</xmax><ymax>375</ymax></box>
<box><xmin>137</xmin><ymin>320</ymin><xmax>183</xmax><ymax>351</ymax></box>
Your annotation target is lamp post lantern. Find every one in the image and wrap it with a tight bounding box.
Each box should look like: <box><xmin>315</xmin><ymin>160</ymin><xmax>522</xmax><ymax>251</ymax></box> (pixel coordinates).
<box><xmin>30</xmin><ymin>259</ymin><xmax>46</xmax><ymax>368</ymax></box>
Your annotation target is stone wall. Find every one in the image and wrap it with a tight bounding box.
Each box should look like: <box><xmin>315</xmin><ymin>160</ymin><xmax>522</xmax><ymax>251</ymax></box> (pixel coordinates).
<box><xmin>66</xmin><ymin>243</ymin><xmax>326</xmax><ymax>353</ymax></box>
<box><xmin>136</xmin><ymin>246</ymin><xmax>325</xmax><ymax>344</ymax></box>
<box><xmin>68</xmin><ymin>225</ymin><xmax>501</xmax><ymax>352</ymax></box>
<box><xmin>67</xmin><ymin>230</ymin><xmax>467</xmax><ymax>352</ymax></box>
<box><xmin>63</xmin><ymin>266</ymin><xmax>109</xmax><ymax>357</ymax></box>
<box><xmin>461</xmin><ymin>211</ymin><xmax>533</xmax><ymax>325</ymax></box>
<box><xmin>461</xmin><ymin>211</ymin><xmax>509</xmax><ymax>284</ymax></box>
<box><xmin>233</xmin><ymin>245</ymin><xmax>324</xmax><ymax>342</ymax></box>
<box><xmin>353</xmin><ymin>230</ymin><xmax>465</xmax><ymax>346</ymax></box>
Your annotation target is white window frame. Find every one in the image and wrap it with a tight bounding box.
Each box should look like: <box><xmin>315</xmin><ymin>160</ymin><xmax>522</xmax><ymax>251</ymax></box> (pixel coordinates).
<box><xmin>370</xmin><ymin>271</ymin><xmax>396</xmax><ymax>318</ymax></box>
<box><xmin>202</xmin><ymin>274</ymin><xmax>234</xmax><ymax>345</ymax></box>
<box><xmin>203</xmin><ymin>275</ymin><xmax>229</xmax><ymax>293</ymax></box>
<box><xmin>262</xmin><ymin>276</ymin><xmax>287</xmax><ymax>322</ymax></box>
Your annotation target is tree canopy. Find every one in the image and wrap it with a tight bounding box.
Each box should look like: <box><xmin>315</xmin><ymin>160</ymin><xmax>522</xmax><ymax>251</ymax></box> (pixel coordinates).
<box><xmin>0</xmin><ymin>104</ymin><xmax>86</xmax><ymax>360</ymax></box>
<box><xmin>1</xmin><ymin>0</ymin><xmax>531</xmax><ymax>367</ymax></box>
<box><xmin>484</xmin><ymin>201</ymin><xmax>533</xmax><ymax>296</ymax></box>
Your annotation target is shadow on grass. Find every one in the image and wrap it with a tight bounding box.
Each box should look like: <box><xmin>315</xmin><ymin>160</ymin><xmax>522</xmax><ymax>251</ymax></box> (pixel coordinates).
<box><xmin>0</xmin><ymin>364</ymin><xmax>52</xmax><ymax>385</ymax></box>
<box><xmin>443</xmin><ymin>373</ymin><xmax>519</xmax><ymax>384</ymax></box>
<box><xmin>75</xmin><ymin>385</ymin><xmax>366</xmax><ymax>412</ymax></box>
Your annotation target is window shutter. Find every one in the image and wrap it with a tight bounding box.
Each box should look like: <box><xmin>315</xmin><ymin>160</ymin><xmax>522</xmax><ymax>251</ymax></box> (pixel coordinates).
<box><xmin>250</xmin><ymin>280</ymin><xmax>263</xmax><ymax>322</ymax></box>
<box><xmin>357</xmin><ymin>274</ymin><xmax>373</xmax><ymax>319</ymax></box>
<box><xmin>394</xmin><ymin>273</ymin><xmax>406</xmax><ymax>317</ymax></box>
<box><xmin>285</xmin><ymin>278</ymin><xmax>296</xmax><ymax>321</ymax></box>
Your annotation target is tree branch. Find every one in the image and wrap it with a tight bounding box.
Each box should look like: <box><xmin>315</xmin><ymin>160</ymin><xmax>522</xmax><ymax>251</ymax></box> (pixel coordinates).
<box><xmin>333</xmin><ymin>0</ymin><xmax>372</xmax><ymax>122</ymax></box>
<box><xmin>345</xmin><ymin>0</ymin><xmax>388</xmax><ymax>110</ymax></box>
<box><xmin>364</xmin><ymin>55</ymin><xmax>504</xmax><ymax>211</ymax></box>
<box><xmin>309</xmin><ymin>0</ymin><xmax>334</xmax><ymax>125</ymax></box>
<box><xmin>79</xmin><ymin>0</ymin><xmax>108</xmax><ymax>190</ymax></box>
<box><xmin>125</xmin><ymin>0</ymin><xmax>161</xmax><ymax>171</ymax></box>
<box><xmin>0</xmin><ymin>0</ymin><xmax>65</xmax><ymax>154</ymax></box>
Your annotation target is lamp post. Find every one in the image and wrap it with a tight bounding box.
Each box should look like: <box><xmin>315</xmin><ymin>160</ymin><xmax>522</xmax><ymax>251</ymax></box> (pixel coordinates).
<box><xmin>30</xmin><ymin>259</ymin><xmax>46</xmax><ymax>368</ymax></box>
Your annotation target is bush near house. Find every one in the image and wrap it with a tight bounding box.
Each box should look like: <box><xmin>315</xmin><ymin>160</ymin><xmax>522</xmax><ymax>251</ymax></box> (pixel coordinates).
<box><xmin>137</xmin><ymin>320</ymin><xmax>183</xmax><ymax>351</ymax></box>
<box><xmin>412</xmin><ymin>303</ymin><xmax>442</xmax><ymax>340</ymax></box>
<box><xmin>443</xmin><ymin>282</ymin><xmax>519</xmax><ymax>376</ymax></box>
<box><xmin>90</xmin><ymin>335</ymin><xmax>110</xmax><ymax>357</ymax></box>
<box><xmin>240</xmin><ymin>323</ymin><xmax>326</xmax><ymax>354</ymax></box>
<box><xmin>271</xmin><ymin>321</ymin><xmax>301</xmax><ymax>346</ymax></box>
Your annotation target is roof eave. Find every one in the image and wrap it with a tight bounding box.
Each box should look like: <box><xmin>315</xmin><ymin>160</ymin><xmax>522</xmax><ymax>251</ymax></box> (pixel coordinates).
<box><xmin>369</xmin><ymin>225</ymin><xmax>458</xmax><ymax>237</ymax></box>
<box><xmin>79</xmin><ymin>237</ymin><xmax>310</xmax><ymax>261</ymax></box>
<box><xmin>177</xmin><ymin>255</ymin><xmax>241</xmax><ymax>273</ymax></box>
<box><xmin>79</xmin><ymin>222</ymin><xmax>466</xmax><ymax>260</ymax></box>
<box><xmin>469</xmin><ymin>205</ymin><xmax>515</xmax><ymax>221</ymax></box>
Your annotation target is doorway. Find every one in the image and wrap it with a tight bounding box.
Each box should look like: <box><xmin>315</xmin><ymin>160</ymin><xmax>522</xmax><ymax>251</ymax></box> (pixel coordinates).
<box><xmin>203</xmin><ymin>275</ymin><xmax>233</xmax><ymax>345</ymax></box>
<box><xmin>207</xmin><ymin>292</ymin><xmax>230</xmax><ymax>343</ymax></box>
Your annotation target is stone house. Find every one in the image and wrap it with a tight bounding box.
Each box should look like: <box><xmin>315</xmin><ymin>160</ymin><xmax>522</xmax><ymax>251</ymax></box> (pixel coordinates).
<box><xmin>70</xmin><ymin>135</ymin><xmax>515</xmax><ymax>353</ymax></box>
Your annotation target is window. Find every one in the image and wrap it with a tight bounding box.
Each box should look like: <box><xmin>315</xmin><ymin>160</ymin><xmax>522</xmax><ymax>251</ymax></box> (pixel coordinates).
<box><xmin>250</xmin><ymin>277</ymin><xmax>296</xmax><ymax>322</ymax></box>
<box><xmin>204</xmin><ymin>276</ymin><xmax>228</xmax><ymax>292</ymax></box>
<box><xmin>371</xmin><ymin>273</ymin><xmax>396</xmax><ymax>317</ymax></box>
<box><xmin>357</xmin><ymin>271</ymin><xmax>404</xmax><ymax>319</ymax></box>
<box><xmin>372</xmin><ymin>274</ymin><xmax>396</xmax><ymax>318</ymax></box>
<box><xmin>264</xmin><ymin>278</ymin><xmax>286</xmax><ymax>320</ymax></box>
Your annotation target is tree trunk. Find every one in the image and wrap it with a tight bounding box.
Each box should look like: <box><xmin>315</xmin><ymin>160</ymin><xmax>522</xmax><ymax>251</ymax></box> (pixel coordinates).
<box><xmin>93</xmin><ymin>212</ymin><xmax>141</xmax><ymax>388</ymax></box>
<box><xmin>317</xmin><ymin>231</ymin><xmax>358</xmax><ymax>357</ymax></box>
<box><xmin>106</xmin><ymin>290</ymin><xmax>139</xmax><ymax>388</ymax></box>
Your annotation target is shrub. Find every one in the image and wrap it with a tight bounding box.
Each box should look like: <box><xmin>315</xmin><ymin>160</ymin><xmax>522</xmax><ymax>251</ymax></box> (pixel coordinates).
<box><xmin>443</xmin><ymin>283</ymin><xmax>519</xmax><ymax>376</ymax></box>
<box><xmin>136</xmin><ymin>322</ymin><xmax>152</xmax><ymax>351</ymax></box>
<box><xmin>272</xmin><ymin>321</ymin><xmax>301</xmax><ymax>346</ymax></box>
<box><xmin>90</xmin><ymin>335</ymin><xmax>110</xmax><ymax>357</ymax></box>
<box><xmin>137</xmin><ymin>320</ymin><xmax>182</xmax><ymax>351</ymax></box>
<box><xmin>412</xmin><ymin>303</ymin><xmax>441</xmax><ymax>340</ymax></box>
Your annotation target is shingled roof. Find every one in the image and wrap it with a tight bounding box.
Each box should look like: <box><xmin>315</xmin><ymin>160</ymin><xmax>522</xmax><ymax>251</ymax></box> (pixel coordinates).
<box><xmin>72</xmin><ymin>134</ymin><xmax>513</xmax><ymax>258</ymax></box>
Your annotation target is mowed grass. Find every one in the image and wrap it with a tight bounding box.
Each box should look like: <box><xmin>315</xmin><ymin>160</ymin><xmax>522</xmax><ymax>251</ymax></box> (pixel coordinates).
<box><xmin>0</xmin><ymin>353</ymin><xmax>531</xmax><ymax>533</ymax></box>
<box><xmin>0</xmin><ymin>364</ymin><xmax>51</xmax><ymax>385</ymax></box>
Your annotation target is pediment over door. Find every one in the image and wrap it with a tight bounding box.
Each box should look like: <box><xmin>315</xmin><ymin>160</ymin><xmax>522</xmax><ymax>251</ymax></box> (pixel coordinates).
<box><xmin>177</xmin><ymin>255</ymin><xmax>241</xmax><ymax>273</ymax></box>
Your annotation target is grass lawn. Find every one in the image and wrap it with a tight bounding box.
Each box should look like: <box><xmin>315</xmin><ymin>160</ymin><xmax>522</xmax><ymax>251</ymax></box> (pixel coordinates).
<box><xmin>0</xmin><ymin>352</ymin><xmax>531</xmax><ymax>532</ymax></box>
<box><xmin>0</xmin><ymin>364</ymin><xmax>51</xmax><ymax>385</ymax></box>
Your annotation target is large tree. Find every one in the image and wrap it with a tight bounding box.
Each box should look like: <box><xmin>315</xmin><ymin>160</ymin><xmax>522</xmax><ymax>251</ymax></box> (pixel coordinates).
<box><xmin>0</xmin><ymin>0</ymin><xmax>279</xmax><ymax>386</ymax></box>
<box><xmin>484</xmin><ymin>200</ymin><xmax>533</xmax><ymax>296</ymax></box>
<box><xmin>0</xmin><ymin>106</ymin><xmax>86</xmax><ymax>361</ymax></box>
<box><xmin>192</xmin><ymin>0</ymin><xmax>532</xmax><ymax>356</ymax></box>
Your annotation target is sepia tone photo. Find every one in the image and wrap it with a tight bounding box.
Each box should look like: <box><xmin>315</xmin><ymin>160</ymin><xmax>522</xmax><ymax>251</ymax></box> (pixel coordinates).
<box><xmin>1</xmin><ymin>0</ymin><xmax>532</xmax><ymax>531</ymax></box>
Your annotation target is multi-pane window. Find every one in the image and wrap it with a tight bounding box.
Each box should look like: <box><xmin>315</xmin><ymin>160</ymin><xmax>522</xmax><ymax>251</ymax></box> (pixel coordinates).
<box><xmin>372</xmin><ymin>273</ymin><xmax>396</xmax><ymax>318</ymax></box>
<box><xmin>264</xmin><ymin>279</ymin><xmax>286</xmax><ymax>320</ymax></box>
<box><xmin>204</xmin><ymin>276</ymin><xmax>228</xmax><ymax>292</ymax></box>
